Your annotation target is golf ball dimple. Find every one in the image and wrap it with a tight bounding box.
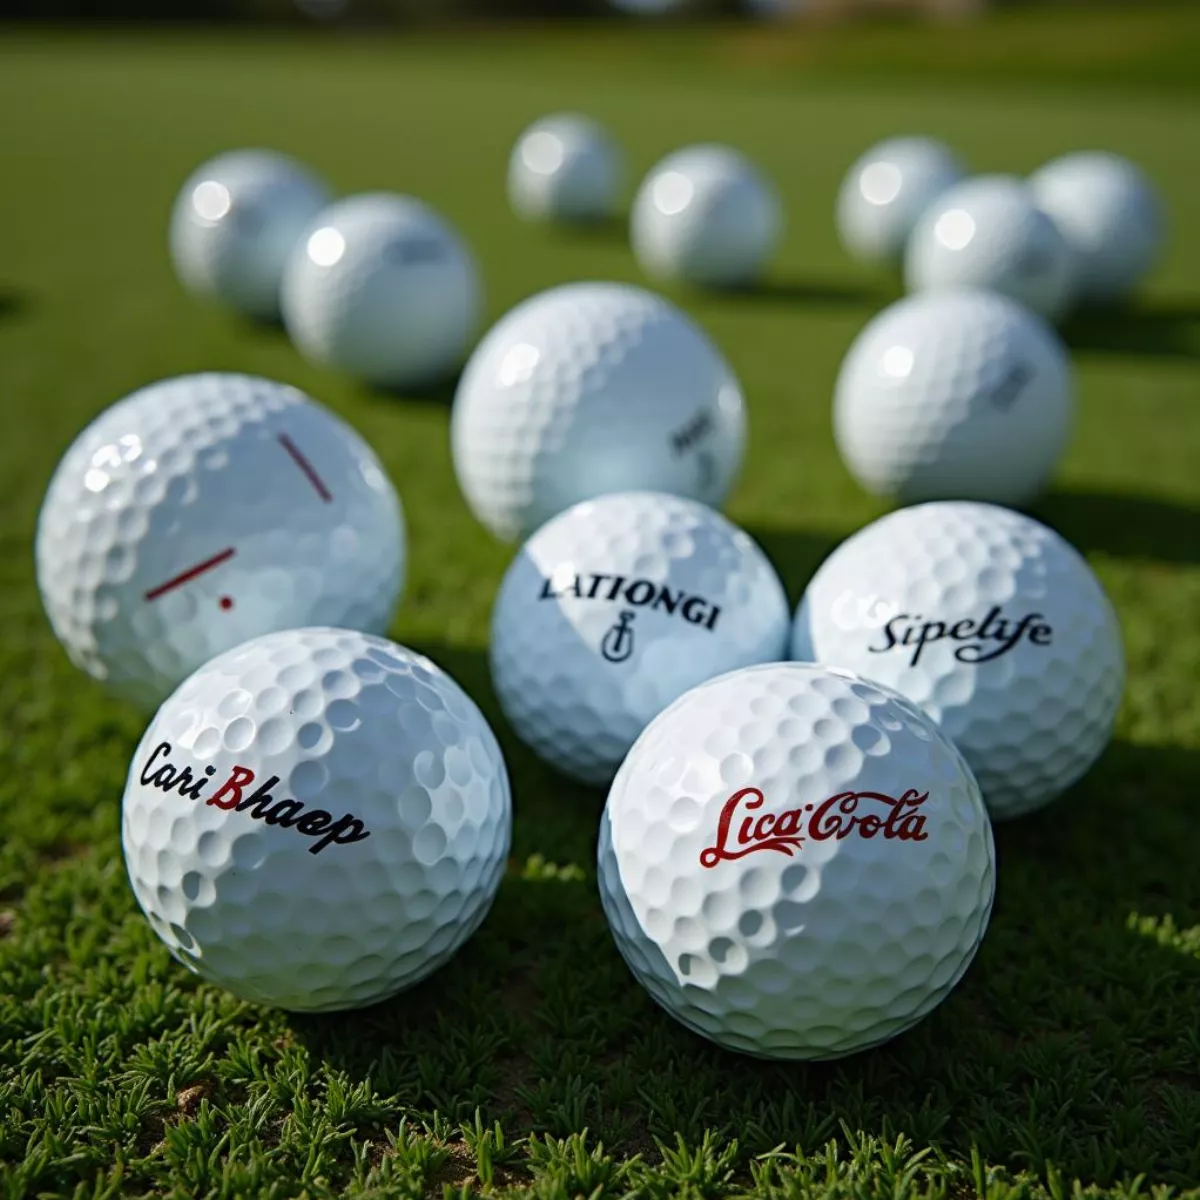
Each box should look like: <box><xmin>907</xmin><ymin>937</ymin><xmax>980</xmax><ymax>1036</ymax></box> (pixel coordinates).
<box><xmin>836</xmin><ymin>137</ymin><xmax>966</xmax><ymax>268</ymax></box>
<box><xmin>169</xmin><ymin>149</ymin><xmax>332</xmax><ymax>321</ymax></box>
<box><xmin>791</xmin><ymin>501</ymin><xmax>1124</xmax><ymax>820</ymax></box>
<box><xmin>1028</xmin><ymin>151</ymin><xmax>1164</xmax><ymax>306</ymax></box>
<box><xmin>451</xmin><ymin>282</ymin><xmax>746</xmax><ymax>542</ymax></box>
<box><xmin>122</xmin><ymin>627</ymin><xmax>512</xmax><ymax>1012</ymax></box>
<box><xmin>631</xmin><ymin>145</ymin><xmax>783</xmax><ymax>289</ymax></box>
<box><xmin>905</xmin><ymin>175</ymin><xmax>1076</xmax><ymax>322</ymax></box>
<box><xmin>834</xmin><ymin>289</ymin><xmax>1073</xmax><ymax>506</ymax></box>
<box><xmin>36</xmin><ymin>373</ymin><xmax>405</xmax><ymax>710</ymax></box>
<box><xmin>507</xmin><ymin>113</ymin><xmax>626</xmax><ymax>223</ymax></box>
<box><xmin>598</xmin><ymin>660</ymin><xmax>995</xmax><ymax>1060</ymax></box>
<box><xmin>490</xmin><ymin>491</ymin><xmax>790</xmax><ymax>786</ymax></box>
<box><xmin>281</xmin><ymin>192</ymin><xmax>482</xmax><ymax>389</ymax></box>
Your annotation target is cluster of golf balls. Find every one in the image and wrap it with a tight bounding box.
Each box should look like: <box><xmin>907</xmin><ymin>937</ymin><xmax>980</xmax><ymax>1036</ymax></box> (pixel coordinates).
<box><xmin>833</xmin><ymin>136</ymin><xmax>1164</xmax><ymax>508</ymax></box>
<box><xmin>34</xmin><ymin>116</ymin><xmax>1146</xmax><ymax>1059</ymax></box>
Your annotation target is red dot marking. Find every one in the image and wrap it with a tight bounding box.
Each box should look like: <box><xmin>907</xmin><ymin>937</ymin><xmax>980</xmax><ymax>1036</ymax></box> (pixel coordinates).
<box><xmin>219</xmin><ymin>596</ymin><xmax>234</xmax><ymax>610</ymax></box>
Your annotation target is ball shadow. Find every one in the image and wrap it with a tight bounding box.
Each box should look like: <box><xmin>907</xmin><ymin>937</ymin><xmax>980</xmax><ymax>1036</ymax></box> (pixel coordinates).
<box><xmin>285</xmin><ymin>638</ymin><xmax>1200</xmax><ymax>1182</ymax></box>
<box><xmin>1033</xmin><ymin>488</ymin><xmax>1200</xmax><ymax>565</ymax></box>
<box><xmin>739</xmin><ymin>521</ymin><xmax>848</xmax><ymax>601</ymax></box>
<box><xmin>711</xmin><ymin>275</ymin><xmax>896</xmax><ymax>309</ymax></box>
<box><xmin>0</xmin><ymin>287</ymin><xmax>32</xmax><ymax>323</ymax></box>
<box><xmin>1061</xmin><ymin>297</ymin><xmax>1200</xmax><ymax>361</ymax></box>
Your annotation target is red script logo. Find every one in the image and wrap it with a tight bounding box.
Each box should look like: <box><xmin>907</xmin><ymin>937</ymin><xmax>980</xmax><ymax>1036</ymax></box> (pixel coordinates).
<box><xmin>699</xmin><ymin>787</ymin><xmax>929</xmax><ymax>868</ymax></box>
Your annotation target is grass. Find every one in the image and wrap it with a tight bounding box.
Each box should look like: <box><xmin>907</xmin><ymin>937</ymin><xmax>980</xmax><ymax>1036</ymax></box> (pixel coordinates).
<box><xmin>1</xmin><ymin>9</ymin><xmax>1200</xmax><ymax>1198</ymax></box>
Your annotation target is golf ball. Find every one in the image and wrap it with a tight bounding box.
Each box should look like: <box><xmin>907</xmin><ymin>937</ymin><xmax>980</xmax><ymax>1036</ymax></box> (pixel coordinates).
<box><xmin>508</xmin><ymin>113</ymin><xmax>625</xmax><ymax>224</ymax></box>
<box><xmin>281</xmin><ymin>192</ymin><xmax>481</xmax><ymax>389</ymax></box>
<box><xmin>122</xmin><ymin>627</ymin><xmax>512</xmax><ymax>1012</ymax></box>
<box><xmin>490</xmin><ymin>491</ymin><xmax>789</xmax><ymax>785</ymax></box>
<box><xmin>1028</xmin><ymin>151</ymin><xmax>1164</xmax><ymax>306</ymax></box>
<box><xmin>169</xmin><ymin>149</ymin><xmax>332</xmax><ymax>321</ymax></box>
<box><xmin>451</xmin><ymin>282</ymin><xmax>746</xmax><ymax>542</ymax></box>
<box><xmin>791</xmin><ymin>502</ymin><xmax>1124</xmax><ymax>820</ymax></box>
<box><xmin>834</xmin><ymin>289</ymin><xmax>1073</xmax><ymax>506</ymax></box>
<box><xmin>36</xmin><ymin>373</ymin><xmax>404</xmax><ymax>710</ymax></box>
<box><xmin>598</xmin><ymin>660</ymin><xmax>995</xmax><ymax>1060</ymax></box>
<box><xmin>905</xmin><ymin>175</ymin><xmax>1075</xmax><ymax>322</ymax></box>
<box><xmin>836</xmin><ymin>136</ymin><xmax>965</xmax><ymax>269</ymax></box>
<box><xmin>631</xmin><ymin>145</ymin><xmax>783</xmax><ymax>289</ymax></box>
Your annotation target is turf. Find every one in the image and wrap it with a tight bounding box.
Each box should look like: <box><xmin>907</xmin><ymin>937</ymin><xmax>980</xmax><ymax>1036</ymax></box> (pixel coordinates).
<box><xmin>1</xmin><ymin>12</ymin><xmax>1199</xmax><ymax>1198</ymax></box>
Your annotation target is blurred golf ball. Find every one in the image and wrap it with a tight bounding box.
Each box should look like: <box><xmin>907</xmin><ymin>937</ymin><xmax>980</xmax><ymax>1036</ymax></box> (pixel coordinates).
<box><xmin>451</xmin><ymin>281</ymin><xmax>746</xmax><ymax>541</ymax></box>
<box><xmin>122</xmin><ymin>627</ymin><xmax>511</xmax><ymax>1012</ymax></box>
<box><xmin>36</xmin><ymin>373</ymin><xmax>405</xmax><ymax>710</ymax></box>
<box><xmin>169</xmin><ymin>149</ymin><xmax>332</xmax><ymax>321</ymax></box>
<box><xmin>490</xmin><ymin>491</ymin><xmax>790</xmax><ymax>785</ymax></box>
<box><xmin>508</xmin><ymin>113</ymin><xmax>625</xmax><ymax>224</ymax></box>
<box><xmin>836</xmin><ymin>136</ymin><xmax>965</xmax><ymax>269</ymax></box>
<box><xmin>834</xmin><ymin>289</ymin><xmax>1073</xmax><ymax>506</ymax></box>
<box><xmin>1028</xmin><ymin>151</ymin><xmax>1164</xmax><ymax>306</ymax></box>
<box><xmin>792</xmin><ymin>501</ymin><xmax>1124</xmax><ymax>820</ymax></box>
<box><xmin>905</xmin><ymin>175</ymin><xmax>1075</xmax><ymax>322</ymax></box>
<box><xmin>281</xmin><ymin>192</ymin><xmax>481</xmax><ymax>389</ymax></box>
<box><xmin>631</xmin><ymin>145</ymin><xmax>783</xmax><ymax>289</ymax></box>
<box><xmin>598</xmin><ymin>660</ymin><xmax>995</xmax><ymax>1059</ymax></box>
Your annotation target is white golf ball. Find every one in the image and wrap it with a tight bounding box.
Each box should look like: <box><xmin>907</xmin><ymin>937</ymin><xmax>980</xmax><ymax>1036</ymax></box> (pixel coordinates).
<box><xmin>281</xmin><ymin>192</ymin><xmax>482</xmax><ymax>389</ymax></box>
<box><xmin>169</xmin><ymin>149</ymin><xmax>332</xmax><ymax>321</ymax></box>
<box><xmin>631</xmin><ymin>145</ymin><xmax>783</xmax><ymax>289</ymax></box>
<box><xmin>905</xmin><ymin>175</ymin><xmax>1076</xmax><ymax>321</ymax></box>
<box><xmin>598</xmin><ymin>660</ymin><xmax>995</xmax><ymax>1060</ymax></box>
<box><xmin>451</xmin><ymin>282</ymin><xmax>746</xmax><ymax>542</ymax></box>
<box><xmin>508</xmin><ymin>113</ymin><xmax>625</xmax><ymax>224</ymax></box>
<box><xmin>490</xmin><ymin>491</ymin><xmax>789</xmax><ymax>785</ymax></box>
<box><xmin>36</xmin><ymin>373</ymin><xmax>404</xmax><ymax>710</ymax></box>
<box><xmin>1028</xmin><ymin>151</ymin><xmax>1164</xmax><ymax>306</ymax></box>
<box><xmin>836</xmin><ymin>136</ymin><xmax>965</xmax><ymax>268</ymax></box>
<box><xmin>834</xmin><ymin>289</ymin><xmax>1073</xmax><ymax>506</ymax></box>
<box><xmin>791</xmin><ymin>501</ymin><xmax>1124</xmax><ymax>820</ymax></box>
<box><xmin>121</xmin><ymin>627</ymin><xmax>512</xmax><ymax>1012</ymax></box>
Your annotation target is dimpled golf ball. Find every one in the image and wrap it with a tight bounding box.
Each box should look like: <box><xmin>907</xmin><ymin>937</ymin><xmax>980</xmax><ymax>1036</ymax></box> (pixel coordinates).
<box><xmin>1028</xmin><ymin>151</ymin><xmax>1164</xmax><ymax>306</ymax></box>
<box><xmin>905</xmin><ymin>175</ymin><xmax>1075</xmax><ymax>322</ymax></box>
<box><xmin>169</xmin><ymin>149</ymin><xmax>332</xmax><ymax>321</ymax></box>
<box><xmin>598</xmin><ymin>660</ymin><xmax>995</xmax><ymax>1060</ymax></box>
<box><xmin>36</xmin><ymin>373</ymin><xmax>404</xmax><ymax>710</ymax></box>
<box><xmin>490</xmin><ymin>491</ymin><xmax>789</xmax><ymax>785</ymax></box>
<box><xmin>631</xmin><ymin>145</ymin><xmax>783</xmax><ymax>289</ymax></box>
<box><xmin>121</xmin><ymin>627</ymin><xmax>512</xmax><ymax>1011</ymax></box>
<box><xmin>836</xmin><ymin>136</ymin><xmax>965</xmax><ymax>269</ymax></box>
<box><xmin>791</xmin><ymin>502</ymin><xmax>1124</xmax><ymax>820</ymax></box>
<box><xmin>281</xmin><ymin>192</ymin><xmax>481</xmax><ymax>389</ymax></box>
<box><xmin>452</xmin><ymin>282</ymin><xmax>746</xmax><ymax>541</ymax></box>
<box><xmin>834</xmin><ymin>289</ymin><xmax>1073</xmax><ymax>506</ymax></box>
<box><xmin>508</xmin><ymin>113</ymin><xmax>626</xmax><ymax>224</ymax></box>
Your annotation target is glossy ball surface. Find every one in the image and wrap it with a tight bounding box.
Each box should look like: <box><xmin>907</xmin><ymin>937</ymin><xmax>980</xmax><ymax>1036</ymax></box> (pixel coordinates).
<box><xmin>36</xmin><ymin>373</ymin><xmax>404</xmax><ymax>710</ymax></box>
<box><xmin>599</xmin><ymin>661</ymin><xmax>994</xmax><ymax>1059</ymax></box>
<box><xmin>490</xmin><ymin>491</ymin><xmax>790</xmax><ymax>784</ymax></box>
<box><xmin>452</xmin><ymin>282</ymin><xmax>746</xmax><ymax>541</ymax></box>
<box><xmin>791</xmin><ymin>501</ymin><xmax>1124</xmax><ymax>819</ymax></box>
<box><xmin>122</xmin><ymin>628</ymin><xmax>512</xmax><ymax>1012</ymax></box>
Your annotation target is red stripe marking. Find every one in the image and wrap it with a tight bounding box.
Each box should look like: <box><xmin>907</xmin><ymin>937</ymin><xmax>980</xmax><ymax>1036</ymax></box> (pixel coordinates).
<box><xmin>144</xmin><ymin>547</ymin><xmax>236</xmax><ymax>602</ymax></box>
<box><xmin>277</xmin><ymin>433</ymin><xmax>332</xmax><ymax>503</ymax></box>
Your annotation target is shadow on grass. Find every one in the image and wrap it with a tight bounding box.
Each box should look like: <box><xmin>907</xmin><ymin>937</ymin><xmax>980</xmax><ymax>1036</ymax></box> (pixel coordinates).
<box><xmin>1062</xmin><ymin>298</ymin><xmax>1200</xmax><ymax>361</ymax></box>
<box><xmin>287</xmin><ymin>634</ymin><xmax>1200</xmax><ymax>1185</ymax></box>
<box><xmin>741</xmin><ymin>521</ymin><xmax>847</xmax><ymax>600</ymax></box>
<box><xmin>719</xmin><ymin>275</ymin><xmax>893</xmax><ymax>309</ymax></box>
<box><xmin>1034</xmin><ymin>487</ymin><xmax>1200</xmax><ymax>565</ymax></box>
<box><xmin>0</xmin><ymin>288</ymin><xmax>31</xmax><ymax>323</ymax></box>
<box><xmin>360</xmin><ymin>365</ymin><xmax>463</xmax><ymax>408</ymax></box>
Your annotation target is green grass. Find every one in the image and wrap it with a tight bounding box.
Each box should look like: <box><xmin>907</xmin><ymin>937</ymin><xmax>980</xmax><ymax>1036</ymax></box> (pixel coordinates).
<box><xmin>2</xmin><ymin>12</ymin><xmax>1200</xmax><ymax>1198</ymax></box>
